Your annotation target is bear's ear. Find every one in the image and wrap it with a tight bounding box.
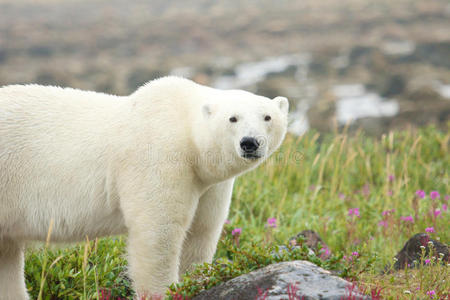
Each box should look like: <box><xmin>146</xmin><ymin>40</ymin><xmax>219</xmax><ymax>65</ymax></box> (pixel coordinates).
<box><xmin>274</xmin><ymin>96</ymin><xmax>289</xmax><ymax>115</ymax></box>
<box><xmin>202</xmin><ymin>103</ymin><xmax>214</xmax><ymax>118</ymax></box>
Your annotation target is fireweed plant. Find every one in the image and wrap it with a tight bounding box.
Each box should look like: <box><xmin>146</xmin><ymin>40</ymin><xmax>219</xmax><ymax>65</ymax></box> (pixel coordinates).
<box><xmin>24</xmin><ymin>126</ymin><xmax>448</xmax><ymax>299</ymax></box>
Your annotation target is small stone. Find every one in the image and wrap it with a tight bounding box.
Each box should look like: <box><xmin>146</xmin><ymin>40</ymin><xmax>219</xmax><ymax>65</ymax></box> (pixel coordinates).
<box><xmin>289</xmin><ymin>230</ymin><xmax>332</xmax><ymax>259</ymax></box>
<box><xmin>389</xmin><ymin>233</ymin><xmax>449</xmax><ymax>271</ymax></box>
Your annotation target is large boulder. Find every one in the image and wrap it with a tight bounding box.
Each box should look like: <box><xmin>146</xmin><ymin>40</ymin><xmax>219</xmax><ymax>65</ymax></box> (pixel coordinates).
<box><xmin>193</xmin><ymin>261</ymin><xmax>368</xmax><ymax>300</ymax></box>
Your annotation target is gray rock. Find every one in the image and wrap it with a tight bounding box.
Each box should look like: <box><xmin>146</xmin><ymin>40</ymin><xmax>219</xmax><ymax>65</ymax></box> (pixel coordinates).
<box><xmin>193</xmin><ymin>260</ymin><xmax>369</xmax><ymax>300</ymax></box>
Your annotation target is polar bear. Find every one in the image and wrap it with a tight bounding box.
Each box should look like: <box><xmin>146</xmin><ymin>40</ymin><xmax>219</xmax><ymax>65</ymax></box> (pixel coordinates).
<box><xmin>0</xmin><ymin>76</ymin><xmax>288</xmax><ymax>299</ymax></box>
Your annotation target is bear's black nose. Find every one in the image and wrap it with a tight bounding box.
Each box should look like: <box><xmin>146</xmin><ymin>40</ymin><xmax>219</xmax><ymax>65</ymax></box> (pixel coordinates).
<box><xmin>240</xmin><ymin>136</ymin><xmax>260</xmax><ymax>153</ymax></box>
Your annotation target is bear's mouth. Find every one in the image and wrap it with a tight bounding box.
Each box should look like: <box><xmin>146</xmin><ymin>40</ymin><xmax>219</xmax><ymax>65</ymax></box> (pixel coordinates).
<box><xmin>241</xmin><ymin>152</ymin><xmax>261</xmax><ymax>160</ymax></box>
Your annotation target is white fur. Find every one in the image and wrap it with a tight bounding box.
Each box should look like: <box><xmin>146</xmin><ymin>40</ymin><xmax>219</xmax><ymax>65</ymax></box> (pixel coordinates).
<box><xmin>0</xmin><ymin>76</ymin><xmax>288</xmax><ymax>298</ymax></box>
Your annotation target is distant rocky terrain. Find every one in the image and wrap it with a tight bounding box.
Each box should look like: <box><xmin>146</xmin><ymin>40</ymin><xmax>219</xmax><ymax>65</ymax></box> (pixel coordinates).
<box><xmin>0</xmin><ymin>0</ymin><xmax>449</xmax><ymax>135</ymax></box>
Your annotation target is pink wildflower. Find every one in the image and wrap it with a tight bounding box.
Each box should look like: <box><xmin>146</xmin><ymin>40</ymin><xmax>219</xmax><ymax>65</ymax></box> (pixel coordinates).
<box><xmin>267</xmin><ymin>217</ymin><xmax>277</xmax><ymax>228</ymax></box>
<box><xmin>425</xmin><ymin>227</ymin><xmax>435</xmax><ymax>233</ymax></box>
<box><xmin>382</xmin><ymin>209</ymin><xmax>395</xmax><ymax>216</ymax></box>
<box><xmin>387</xmin><ymin>190</ymin><xmax>393</xmax><ymax>196</ymax></box>
<box><xmin>378</xmin><ymin>220</ymin><xmax>388</xmax><ymax>228</ymax></box>
<box><xmin>339</xmin><ymin>193</ymin><xmax>346</xmax><ymax>200</ymax></box>
<box><xmin>400</xmin><ymin>216</ymin><xmax>414</xmax><ymax>223</ymax></box>
<box><xmin>425</xmin><ymin>259</ymin><xmax>431</xmax><ymax>265</ymax></box>
<box><xmin>433</xmin><ymin>209</ymin><xmax>441</xmax><ymax>217</ymax></box>
<box><xmin>415</xmin><ymin>190</ymin><xmax>426</xmax><ymax>199</ymax></box>
<box><xmin>426</xmin><ymin>290</ymin><xmax>436</xmax><ymax>298</ymax></box>
<box><xmin>224</xmin><ymin>219</ymin><xmax>231</xmax><ymax>224</ymax></box>
<box><xmin>231</xmin><ymin>228</ymin><xmax>242</xmax><ymax>236</ymax></box>
<box><xmin>443</xmin><ymin>204</ymin><xmax>448</xmax><ymax>211</ymax></box>
<box><xmin>352</xmin><ymin>251</ymin><xmax>359</xmax><ymax>257</ymax></box>
<box><xmin>445</xmin><ymin>195</ymin><xmax>450</xmax><ymax>201</ymax></box>
<box><xmin>348</xmin><ymin>208</ymin><xmax>360</xmax><ymax>217</ymax></box>
<box><xmin>430</xmin><ymin>191</ymin><xmax>440</xmax><ymax>200</ymax></box>
<box><xmin>362</xmin><ymin>184</ymin><xmax>370</xmax><ymax>196</ymax></box>
<box><xmin>319</xmin><ymin>247</ymin><xmax>331</xmax><ymax>259</ymax></box>
<box><xmin>388</xmin><ymin>175</ymin><xmax>395</xmax><ymax>182</ymax></box>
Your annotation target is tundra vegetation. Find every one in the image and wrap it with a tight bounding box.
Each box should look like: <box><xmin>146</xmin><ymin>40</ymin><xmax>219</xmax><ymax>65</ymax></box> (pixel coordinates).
<box><xmin>25</xmin><ymin>126</ymin><xmax>449</xmax><ymax>299</ymax></box>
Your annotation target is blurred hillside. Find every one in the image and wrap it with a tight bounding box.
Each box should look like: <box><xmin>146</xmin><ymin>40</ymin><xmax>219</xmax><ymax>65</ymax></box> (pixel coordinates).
<box><xmin>0</xmin><ymin>0</ymin><xmax>449</xmax><ymax>134</ymax></box>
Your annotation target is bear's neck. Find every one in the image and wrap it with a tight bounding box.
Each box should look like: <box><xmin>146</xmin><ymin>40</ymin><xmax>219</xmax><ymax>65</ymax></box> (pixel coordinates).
<box><xmin>192</xmin><ymin>147</ymin><xmax>258</xmax><ymax>186</ymax></box>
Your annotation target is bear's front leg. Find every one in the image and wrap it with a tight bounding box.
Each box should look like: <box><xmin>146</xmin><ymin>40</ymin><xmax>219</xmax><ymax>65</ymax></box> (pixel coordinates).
<box><xmin>122</xmin><ymin>186</ymin><xmax>199</xmax><ymax>298</ymax></box>
<box><xmin>179</xmin><ymin>179</ymin><xmax>234</xmax><ymax>277</ymax></box>
<box><xmin>0</xmin><ymin>239</ymin><xmax>29</xmax><ymax>300</ymax></box>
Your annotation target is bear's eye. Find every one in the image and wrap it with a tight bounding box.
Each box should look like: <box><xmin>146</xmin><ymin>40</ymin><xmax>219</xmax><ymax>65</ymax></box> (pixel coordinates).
<box><xmin>229</xmin><ymin>116</ymin><xmax>238</xmax><ymax>123</ymax></box>
<box><xmin>264</xmin><ymin>115</ymin><xmax>271</xmax><ymax>121</ymax></box>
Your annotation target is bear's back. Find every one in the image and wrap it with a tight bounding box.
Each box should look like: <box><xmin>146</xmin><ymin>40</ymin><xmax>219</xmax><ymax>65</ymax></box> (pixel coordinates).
<box><xmin>0</xmin><ymin>84</ymin><xmax>122</xmax><ymax>118</ymax></box>
<box><xmin>0</xmin><ymin>85</ymin><xmax>126</xmax><ymax>140</ymax></box>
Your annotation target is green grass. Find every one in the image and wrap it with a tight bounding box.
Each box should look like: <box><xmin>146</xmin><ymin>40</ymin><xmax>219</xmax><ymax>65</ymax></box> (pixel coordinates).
<box><xmin>25</xmin><ymin>125</ymin><xmax>449</xmax><ymax>299</ymax></box>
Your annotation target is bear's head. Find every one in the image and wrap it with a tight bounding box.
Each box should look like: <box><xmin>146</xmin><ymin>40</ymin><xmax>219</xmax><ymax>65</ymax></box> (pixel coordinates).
<box><xmin>195</xmin><ymin>88</ymin><xmax>289</xmax><ymax>183</ymax></box>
